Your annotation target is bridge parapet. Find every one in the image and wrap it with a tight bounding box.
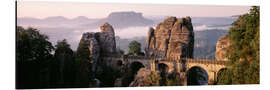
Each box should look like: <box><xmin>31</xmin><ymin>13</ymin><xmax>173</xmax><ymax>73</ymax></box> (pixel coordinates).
<box><xmin>100</xmin><ymin>55</ymin><xmax>227</xmax><ymax>64</ymax></box>
<box><xmin>125</xmin><ymin>56</ymin><xmax>153</xmax><ymax>60</ymax></box>
<box><xmin>184</xmin><ymin>58</ymin><xmax>226</xmax><ymax>65</ymax></box>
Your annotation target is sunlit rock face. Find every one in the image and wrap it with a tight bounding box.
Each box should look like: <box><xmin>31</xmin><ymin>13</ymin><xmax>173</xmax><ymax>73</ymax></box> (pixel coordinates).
<box><xmin>215</xmin><ymin>34</ymin><xmax>231</xmax><ymax>61</ymax></box>
<box><xmin>81</xmin><ymin>22</ymin><xmax>117</xmax><ymax>56</ymax></box>
<box><xmin>145</xmin><ymin>16</ymin><xmax>194</xmax><ymax>59</ymax></box>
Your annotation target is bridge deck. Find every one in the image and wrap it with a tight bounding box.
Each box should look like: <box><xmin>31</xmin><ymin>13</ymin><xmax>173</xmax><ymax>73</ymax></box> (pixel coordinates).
<box><xmin>101</xmin><ymin>55</ymin><xmax>226</xmax><ymax>65</ymax></box>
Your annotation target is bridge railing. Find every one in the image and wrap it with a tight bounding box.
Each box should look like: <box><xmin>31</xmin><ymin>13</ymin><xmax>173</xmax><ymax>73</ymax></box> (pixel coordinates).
<box><xmin>184</xmin><ymin>58</ymin><xmax>226</xmax><ymax>65</ymax></box>
<box><xmin>100</xmin><ymin>55</ymin><xmax>226</xmax><ymax>65</ymax></box>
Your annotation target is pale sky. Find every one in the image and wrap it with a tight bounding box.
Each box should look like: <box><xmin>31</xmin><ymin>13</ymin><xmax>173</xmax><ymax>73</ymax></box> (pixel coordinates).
<box><xmin>17</xmin><ymin>1</ymin><xmax>251</xmax><ymax>19</ymax></box>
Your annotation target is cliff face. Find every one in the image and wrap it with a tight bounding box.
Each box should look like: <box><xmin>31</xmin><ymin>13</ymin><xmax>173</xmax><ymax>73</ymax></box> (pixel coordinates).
<box><xmin>97</xmin><ymin>22</ymin><xmax>117</xmax><ymax>54</ymax></box>
<box><xmin>80</xmin><ymin>22</ymin><xmax>117</xmax><ymax>62</ymax></box>
<box><xmin>215</xmin><ymin>34</ymin><xmax>231</xmax><ymax>61</ymax></box>
<box><xmin>145</xmin><ymin>16</ymin><xmax>194</xmax><ymax>59</ymax></box>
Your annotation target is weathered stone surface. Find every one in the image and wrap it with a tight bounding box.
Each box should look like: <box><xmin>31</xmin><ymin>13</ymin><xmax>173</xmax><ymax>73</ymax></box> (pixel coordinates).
<box><xmin>82</xmin><ymin>22</ymin><xmax>116</xmax><ymax>55</ymax></box>
<box><xmin>81</xmin><ymin>32</ymin><xmax>100</xmax><ymax>72</ymax></box>
<box><xmin>215</xmin><ymin>34</ymin><xmax>231</xmax><ymax>61</ymax></box>
<box><xmin>97</xmin><ymin>22</ymin><xmax>117</xmax><ymax>54</ymax></box>
<box><xmin>81</xmin><ymin>22</ymin><xmax>117</xmax><ymax>63</ymax></box>
<box><xmin>80</xmin><ymin>22</ymin><xmax>117</xmax><ymax>87</ymax></box>
<box><xmin>81</xmin><ymin>23</ymin><xmax>117</xmax><ymax>71</ymax></box>
<box><xmin>129</xmin><ymin>68</ymin><xmax>160</xmax><ymax>86</ymax></box>
<box><xmin>145</xmin><ymin>16</ymin><xmax>194</xmax><ymax>59</ymax></box>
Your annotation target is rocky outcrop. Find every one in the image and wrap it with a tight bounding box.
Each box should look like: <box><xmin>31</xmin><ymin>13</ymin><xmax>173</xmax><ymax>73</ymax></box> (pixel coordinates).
<box><xmin>129</xmin><ymin>68</ymin><xmax>160</xmax><ymax>86</ymax></box>
<box><xmin>81</xmin><ymin>22</ymin><xmax>117</xmax><ymax>56</ymax></box>
<box><xmin>81</xmin><ymin>32</ymin><xmax>100</xmax><ymax>72</ymax></box>
<box><xmin>97</xmin><ymin>22</ymin><xmax>117</xmax><ymax>54</ymax></box>
<box><xmin>80</xmin><ymin>22</ymin><xmax>117</xmax><ymax>74</ymax></box>
<box><xmin>215</xmin><ymin>35</ymin><xmax>231</xmax><ymax>61</ymax></box>
<box><xmin>145</xmin><ymin>16</ymin><xmax>194</xmax><ymax>59</ymax></box>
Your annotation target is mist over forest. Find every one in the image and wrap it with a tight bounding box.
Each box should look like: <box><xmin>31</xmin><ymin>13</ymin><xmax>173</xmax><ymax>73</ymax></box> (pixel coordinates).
<box><xmin>17</xmin><ymin>11</ymin><xmax>236</xmax><ymax>59</ymax></box>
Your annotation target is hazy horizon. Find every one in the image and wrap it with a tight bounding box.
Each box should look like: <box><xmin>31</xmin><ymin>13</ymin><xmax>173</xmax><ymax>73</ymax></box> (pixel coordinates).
<box><xmin>17</xmin><ymin>1</ymin><xmax>251</xmax><ymax>19</ymax></box>
<box><xmin>17</xmin><ymin>1</ymin><xmax>250</xmax><ymax>51</ymax></box>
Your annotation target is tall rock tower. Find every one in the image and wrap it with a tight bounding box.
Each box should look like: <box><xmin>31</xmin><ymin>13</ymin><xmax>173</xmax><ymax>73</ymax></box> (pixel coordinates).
<box><xmin>79</xmin><ymin>22</ymin><xmax>117</xmax><ymax>72</ymax></box>
<box><xmin>81</xmin><ymin>22</ymin><xmax>117</xmax><ymax>56</ymax></box>
<box><xmin>97</xmin><ymin>22</ymin><xmax>117</xmax><ymax>55</ymax></box>
<box><xmin>145</xmin><ymin>16</ymin><xmax>194</xmax><ymax>59</ymax></box>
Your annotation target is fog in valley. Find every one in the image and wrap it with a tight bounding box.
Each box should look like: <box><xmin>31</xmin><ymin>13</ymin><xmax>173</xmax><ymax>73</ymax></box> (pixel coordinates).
<box><xmin>17</xmin><ymin>12</ymin><xmax>237</xmax><ymax>59</ymax></box>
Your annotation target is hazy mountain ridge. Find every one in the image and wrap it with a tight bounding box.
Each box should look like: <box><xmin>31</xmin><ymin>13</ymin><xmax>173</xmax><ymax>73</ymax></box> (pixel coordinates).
<box><xmin>17</xmin><ymin>16</ymin><xmax>99</xmax><ymax>28</ymax></box>
<box><xmin>17</xmin><ymin>11</ymin><xmax>235</xmax><ymax>54</ymax></box>
<box><xmin>18</xmin><ymin>11</ymin><xmax>154</xmax><ymax>29</ymax></box>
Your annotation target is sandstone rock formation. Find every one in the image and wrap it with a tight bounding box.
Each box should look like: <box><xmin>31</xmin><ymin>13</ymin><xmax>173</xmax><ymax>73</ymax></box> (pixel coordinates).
<box><xmin>145</xmin><ymin>16</ymin><xmax>194</xmax><ymax>59</ymax></box>
<box><xmin>80</xmin><ymin>22</ymin><xmax>117</xmax><ymax>73</ymax></box>
<box><xmin>97</xmin><ymin>22</ymin><xmax>117</xmax><ymax>54</ymax></box>
<box><xmin>81</xmin><ymin>22</ymin><xmax>117</xmax><ymax>56</ymax></box>
<box><xmin>215</xmin><ymin>34</ymin><xmax>231</xmax><ymax>61</ymax></box>
<box><xmin>81</xmin><ymin>32</ymin><xmax>100</xmax><ymax>71</ymax></box>
<box><xmin>129</xmin><ymin>68</ymin><xmax>160</xmax><ymax>86</ymax></box>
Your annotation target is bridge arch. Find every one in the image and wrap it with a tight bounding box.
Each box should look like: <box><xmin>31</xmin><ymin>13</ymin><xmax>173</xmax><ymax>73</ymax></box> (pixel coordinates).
<box><xmin>187</xmin><ymin>66</ymin><xmax>209</xmax><ymax>85</ymax></box>
<box><xmin>129</xmin><ymin>61</ymin><xmax>145</xmax><ymax>75</ymax></box>
<box><xmin>158</xmin><ymin>63</ymin><xmax>169</xmax><ymax>73</ymax></box>
<box><xmin>120</xmin><ymin>61</ymin><xmax>145</xmax><ymax>86</ymax></box>
<box><xmin>216</xmin><ymin>68</ymin><xmax>229</xmax><ymax>84</ymax></box>
<box><xmin>157</xmin><ymin>61</ymin><xmax>175</xmax><ymax>73</ymax></box>
<box><xmin>157</xmin><ymin>63</ymin><xmax>169</xmax><ymax>86</ymax></box>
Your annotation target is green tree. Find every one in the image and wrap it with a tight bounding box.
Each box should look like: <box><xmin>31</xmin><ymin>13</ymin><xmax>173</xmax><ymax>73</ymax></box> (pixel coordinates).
<box><xmin>166</xmin><ymin>71</ymin><xmax>182</xmax><ymax>86</ymax></box>
<box><xmin>217</xmin><ymin>6</ymin><xmax>260</xmax><ymax>84</ymax></box>
<box><xmin>51</xmin><ymin>39</ymin><xmax>76</xmax><ymax>87</ymax></box>
<box><xmin>16</xmin><ymin>26</ymin><xmax>54</xmax><ymax>89</ymax></box>
<box><xmin>75</xmin><ymin>38</ymin><xmax>93</xmax><ymax>87</ymax></box>
<box><xmin>128</xmin><ymin>40</ymin><xmax>144</xmax><ymax>56</ymax></box>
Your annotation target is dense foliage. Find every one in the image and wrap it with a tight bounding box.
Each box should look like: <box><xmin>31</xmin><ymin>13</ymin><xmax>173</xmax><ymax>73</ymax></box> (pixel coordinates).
<box><xmin>75</xmin><ymin>38</ymin><xmax>93</xmax><ymax>87</ymax></box>
<box><xmin>51</xmin><ymin>39</ymin><xmax>76</xmax><ymax>87</ymax></box>
<box><xmin>16</xmin><ymin>26</ymin><xmax>54</xmax><ymax>88</ymax></box>
<box><xmin>128</xmin><ymin>40</ymin><xmax>144</xmax><ymax>56</ymax></box>
<box><xmin>217</xmin><ymin>6</ymin><xmax>260</xmax><ymax>84</ymax></box>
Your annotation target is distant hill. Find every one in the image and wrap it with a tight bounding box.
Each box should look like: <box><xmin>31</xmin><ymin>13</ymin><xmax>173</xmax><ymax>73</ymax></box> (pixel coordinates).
<box><xmin>18</xmin><ymin>11</ymin><xmax>154</xmax><ymax>29</ymax></box>
<box><xmin>194</xmin><ymin>30</ymin><xmax>228</xmax><ymax>47</ymax></box>
<box><xmin>83</xmin><ymin>11</ymin><xmax>154</xmax><ymax>29</ymax></box>
<box><xmin>193</xmin><ymin>30</ymin><xmax>228</xmax><ymax>59</ymax></box>
<box><xmin>17</xmin><ymin>16</ymin><xmax>99</xmax><ymax>28</ymax></box>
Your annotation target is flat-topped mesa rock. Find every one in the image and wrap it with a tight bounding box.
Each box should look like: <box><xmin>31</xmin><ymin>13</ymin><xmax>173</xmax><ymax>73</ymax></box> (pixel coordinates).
<box><xmin>215</xmin><ymin>34</ymin><xmax>231</xmax><ymax>61</ymax></box>
<box><xmin>107</xmin><ymin>11</ymin><xmax>143</xmax><ymax>20</ymax></box>
<box><xmin>80</xmin><ymin>22</ymin><xmax>117</xmax><ymax>57</ymax></box>
<box><xmin>145</xmin><ymin>16</ymin><xmax>194</xmax><ymax>59</ymax></box>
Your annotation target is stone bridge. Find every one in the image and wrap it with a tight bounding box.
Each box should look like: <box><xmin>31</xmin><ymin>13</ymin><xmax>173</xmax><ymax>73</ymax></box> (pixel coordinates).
<box><xmin>101</xmin><ymin>55</ymin><xmax>226</xmax><ymax>85</ymax></box>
